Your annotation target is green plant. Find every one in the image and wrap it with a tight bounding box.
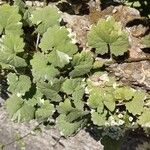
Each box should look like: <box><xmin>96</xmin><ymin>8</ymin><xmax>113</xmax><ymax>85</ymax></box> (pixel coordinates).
<box><xmin>0</xmin><ymin>1</ymin><xmax>150</xmax><ymax>148</ymax></box>
<box><xmin>88</xmin><ymin>16</ymin><xmax>129</xmax><ymax>57</ymax></box>
<box><xmin>142</xmin><ymin>34</ymin><xmax>150</xmax><ymax>47</ymax></box>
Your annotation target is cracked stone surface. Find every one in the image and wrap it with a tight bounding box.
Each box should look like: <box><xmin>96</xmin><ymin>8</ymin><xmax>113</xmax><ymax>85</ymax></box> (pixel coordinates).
<box><xmin>0</xmin><ymin>107</ymin><xmax>103</xmax><ymax>150</ymax></box>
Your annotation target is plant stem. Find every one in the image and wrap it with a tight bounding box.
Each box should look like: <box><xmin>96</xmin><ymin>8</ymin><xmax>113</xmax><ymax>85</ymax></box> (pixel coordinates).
<box><xmin>36</xmin><ymin>33</ymin><xmax>40</xmax><ymax>51</ymax></box>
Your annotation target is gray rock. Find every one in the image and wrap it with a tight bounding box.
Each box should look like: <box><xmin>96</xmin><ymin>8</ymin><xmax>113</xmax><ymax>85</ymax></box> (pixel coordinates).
<box><xmin>0</xmin><ymin>107</ymin><xmax>103</xmax><ymax>150</ymax></box>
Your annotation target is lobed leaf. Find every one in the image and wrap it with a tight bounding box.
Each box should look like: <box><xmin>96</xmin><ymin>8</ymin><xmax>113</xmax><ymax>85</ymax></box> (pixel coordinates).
<box><xmin>88</xmin><ymin>16</ymin><xmax>129</xmax><ymax>56</ymax></box>
<box><xmin>37</xmin><ymin>82</ymin><xmax>62</xmax><ymax>102</ymax></box>
<box><xmin>31</xmin><ymin>6</ymin><xmax>60</xmax><ymax>34</ymax></box>
<box><xmin>35</xmin><ymin>100</ymin><xmax>55</xmax><ymax>120</ymax></box>
<box><xmin>91</xmin><ymin>111</ymin><xmax>107</xmax><ymax>126</ymax></box>
<box><xmin>0</xmin><ymin>34</ymin><xmax>26</xmax><ymax>68</ymax></box>
<box><xmin>7</xmin><ymin>73</ymin><xmax>31</xmax><ymax>96</ymax></box>
<box><xmin>0</xmin><ymin>4</ymin><xmax>22</xmax><ymax>35</ymax></box>
<box><xmin>56</xmin><ymin>114</ymin><xmax>87</xmax><ymax>137</ymax></box>
<box><xmin>57</xmin><ymin>99</ymin><xmax>73</xmax><ymax>114</ymax></box>
<box><xmin>125</xmin><ymin>91</ymin><xmax>145</xmax><ymax>116</ymax></box>
<box><xmin>62</xmin><ymin>78</ymin><xmax>82</xmax><ymax>95</ymax></box>
<box><xmin>39</xmin><ymin>26</ymin><xmax>77</xmax><ymax>55</ymax></box>
<box><xmin>6</xmin><ymin>95</ymin><xmax>35</xmax><ymax>122</ymax></box>
<box><xmin>30</xmin><ymin>52</ymin><xmax>59</xmax><ymax>82</ymax></box>
<box><xmin>69</xmin><ymin>51</ymin><xmax>94</xmax><ymax>77</ymax></box>
<box><xmin>138</xmin><ymin>109</ymin><xmax>150</xmax><ymax>127</ymax></box>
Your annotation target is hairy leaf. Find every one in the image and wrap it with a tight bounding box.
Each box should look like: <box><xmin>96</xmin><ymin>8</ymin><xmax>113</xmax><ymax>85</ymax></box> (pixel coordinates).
<box><xmin>11</xmin><ymin>102</ymin><xmax>35</xmax><ymax>122</ymax></box>
<box><xmin>39</xmin><ymin>26</ymin><xmax>77</xmax><ymax>55</ymax></box>
<box><xmin>88</xmin><ymin>17</ymin><xmax>129</xmax><ymax>56</ymax></box>
<box><xmin>69</xmin><ymin>51</ymin><xmax>94</xmax><ymax>77</ymax></box>
<box><xmin>30</xmin><ymin>52</ymin><xmax>59</xmax><ymax>82</ymax></box>
<box><xmin>48</xmin><ymin>50</ymin><xmax>71</xmax><ymax>68</ymax></box>
<box><xmin>14</xmin><ymin>0</ymin><xmax>26</xmax><ymax>14</ymax></box>
<box><xmin>103</xmin><ymin>94</ymin><xmax>115</xmax><ymax>112</ymax></box>
<box><xmin>87</xmin><ymin>88</ymin><xmax>104</xmax><ymax>111</ymax></box>
<box><xmin>114</xmin><ymin>86</ymin><xmax>135</xmax><ymax>101</ymax></box>
<box><xmin>5</xmin><ymin>95</ymin><xmax>24</xmax><ymax>118</ymax></box>
<box><xmin>91</xmin><ymin>111</ymin><xmax>107</xmax><ymax>126</ymax></box>
<box><xmin>126</xmin><ymin>91</ymin><xmax>145</xmax><ymax>116</ymax></box>
<box><xmin>0</xmin><ymin>34</ymin><xmax>26</xmax><ymax>68</ymax></box>
<box><xmin>62</xmin><ymin>78</ymin><xmax>82</xmax><ymax>95</ymax></box>
<box><xmin>31</xmin><ymin>6</ymin><xmax>60</xmax><ymax>34</ymax></box>
<box><xmin>72</xmin><ymin>85</ymin><xmax>85</xmax><ymax>110</ymax></box>
<box><xmin>0</xmin><ymin>4</ymin><xmax>22</xmax><ymax>35</ymax></box>
<box><xmin>37</xmin><ymin>82</ymin><xmax>62</xmax><ymax>102</ymax></box>
<box><xmin>65</xmin><ymin>109</ymin><xmax>88</xmax><ymax>123</ymax></box>
<box><xmin>35</xmin><ymin>100</ymin><xmax>55</xmax><ymax>120</ymax></box>
<box><xmin>56</xmin><ymin>114</ymin><xmax>86</xmax><ymax>136</ymax></box>
<box><xmin>138</xmin><ymin>109</ymin><xmax>150</xmax><ymax>127</ymax></box>
<box><xmin>7</xmin><ymin>73</ymin><xmax>31</xmax><ymax>96</ymax></box>
<box><xmin>57</xmin><ymin>99</ymin><xmax>73</xmax><ymax>114</ymax></box>
<box><xmin>6</xmin><ymin>95</ymin><xmax>35</xmax><ymax>122</ymax></box>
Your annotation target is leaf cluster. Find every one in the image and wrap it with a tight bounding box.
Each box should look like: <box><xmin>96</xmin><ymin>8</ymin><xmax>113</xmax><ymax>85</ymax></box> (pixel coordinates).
<box><xmin>0</xmin><ymin>1</ymin><xmax>150</xmax><ymax>142</ymax></box>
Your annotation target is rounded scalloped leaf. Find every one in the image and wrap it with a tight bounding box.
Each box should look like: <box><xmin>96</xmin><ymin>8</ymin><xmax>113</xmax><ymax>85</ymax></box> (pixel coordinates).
<box><xmin>87</xmin><ymin>88</ymin><xmax>104</xmax><ymax>110</ymax></box>
<box><xmin>88</xmin><ymin>16</ymin><xmax>129</xmax><ymax>56</ymax></box>
<box><xmin>125</xmin><ymin>91</ymin><xmax>145</xmax><ymax>116</ymax></box>
<box><xmin>62</xmin><ymin>78</ymin><xmax>82</xmax><ymax>95</ymax></box>
<box><xmin>30</xmin><ymin>6</ymin><xmax>60</xmax><ymax>34</ymax></box>
<box><xmin>56</xmin><ymin>114</ymin><xmax>84</xmax><ymax>137</ymax></box>
<box><xmin>0</xmin><ymin>4</ymin><xmax>23</xmax><ymax>35</ymax></box>
<box><xmin>57</xmin><ymin>99</ymin><xmax>73</xmax><ymax>114</ymax></box>
<box><xmin>39</xmin><ymin>26</ymin><xmax>77</xmax><ymax>56</ymax></box>
<box><xmin>0</xmin><ymin>34</ymin><xmax>26</xmax><ymax>68</ymax></box>
<box><xmin>138</xmin><ymin>109</ymin><xmax>150</xmax><ymax>127</ymax></box>
<box><xmin>1</xmin><ymin>33</ymin><xmax>25</xmax><ymax>53</ymax></box>
<box><xmin>6</xmin><ymin>95</ymin><xmax>35</xmax><ymax>122</ymax></box>
<box><xmin>48</xmin><ymin>50</ymin><xmax>71</xmax><ymax>68</ymax></box>
<box><xmin>30</xmin><ymin>52</ymin><xmax>59</xmax><ymax>82</ymax></box>
<box><xmin>7</xmin><ymin>73</ymin><xmax>31</xmax><ymax>96</ymax></box>
<box><xmin>35</xmin><ymin>100</ymin><xmax>55</xmax><ymax>120</ymax></box>
<box><xmin>91</xmin><ymin>111</ymin><xmax>107</xmax><ymax>126</ymax></box>
<box><xmin>5</xmin><ymin>95</ymin><xmax>24</xmax><ymax>118</ymax></box>
<box><xmin>69</xmin><ymin>51</ymin><xmax>94</xmax><ymax>77</ymax></box>
<box><xmin>37</xmin><ymin>82</ymin><xmax>62</xmax><ymax>102</ymax></box>
<box><xmin>103</xmin><ymin>94</ymin><xmax>115</xmax><ymax>112</ymax></box>
<box><xmin>114</xmin><ymin>86</ymin><xmax>135</xmax><ymax>101</ymax></box>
